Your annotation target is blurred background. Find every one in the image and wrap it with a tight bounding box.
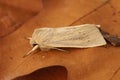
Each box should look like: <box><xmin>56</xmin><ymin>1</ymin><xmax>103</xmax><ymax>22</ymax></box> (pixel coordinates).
<box><xmin>0</xmin><ymin>0</ymin><xmax>120</xmax><ymax>80</ymax></box>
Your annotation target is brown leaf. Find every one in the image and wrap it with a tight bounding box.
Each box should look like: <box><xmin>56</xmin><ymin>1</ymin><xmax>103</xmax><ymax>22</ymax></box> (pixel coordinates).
<box><xmin>2</xmin><ymin>0</ymin><xmax>120</xmax><ymax>80</ymax></box>
<box><xmin>0</xmin><ymin>0</ymin><xmax>42</xmax><ymax>38</ymax></box>
<box><xmin>0</xmin><ymin>0</ymin><xmax>42</xmax><ymax>12</ymax></box>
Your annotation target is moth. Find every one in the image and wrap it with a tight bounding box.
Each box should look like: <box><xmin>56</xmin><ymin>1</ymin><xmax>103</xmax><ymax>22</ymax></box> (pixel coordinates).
<box><xmin>23</xmin><ymin>24</ymin><xmax>106</xmax><ymax>57</ymax></box>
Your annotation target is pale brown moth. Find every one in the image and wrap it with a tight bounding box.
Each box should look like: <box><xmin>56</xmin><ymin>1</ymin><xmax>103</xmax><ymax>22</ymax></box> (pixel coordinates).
<box><xmin>23</xmin><ymin>24</ymin><xmax>106</xmax><ymax>57</ymax></box>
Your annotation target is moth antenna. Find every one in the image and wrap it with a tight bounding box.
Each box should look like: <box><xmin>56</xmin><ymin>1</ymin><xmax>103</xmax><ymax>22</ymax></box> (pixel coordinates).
<box><xmin>27</xmin><ymin>37</ymin><xmax>32</xmax><ymax>40</ymax></box>
<box><xmin>26</xmin><ymin>37</ymin><xmax>32</xmax><ymax>40</ymax></box>
<box><xmin>24</xmin><ymin>37</ymin><xmax>32</xmax><ymax>40</ymax></box>
<box><xmin>23</xmin><ymin>45</ymin><xmax>39</xmax><ymax>58</ymax></box>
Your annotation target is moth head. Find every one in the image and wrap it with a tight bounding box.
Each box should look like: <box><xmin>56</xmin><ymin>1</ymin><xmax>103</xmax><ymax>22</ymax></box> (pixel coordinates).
<box><xmin>22</xmin><ymin>37</ymin><xmax>39</xmax><ymax>58</ymax></box>
<box><xmin>23</xmin><ymin>28</ymin><xmax>50</xmax><ymax>58</ymax></box>
<box><xmin>23</xmin><ymin>32</ymin><xmax>39</xmax><ymax>58</ymax></box>
<box><xmin>30</xmin><ymin>39</ymin><xmax>38</xmax><ymax>47</ymax></box>
<box><xmin>29</xmin><ymin>28</ymin><xmax>49</xmax><ymax>46</ymax></box>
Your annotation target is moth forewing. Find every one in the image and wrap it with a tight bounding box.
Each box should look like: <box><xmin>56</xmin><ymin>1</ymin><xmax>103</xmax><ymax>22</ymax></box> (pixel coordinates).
<box><xmin>24</xmin><ymin>24</ymin><xmax>106</xmax><ymax>57</ymax></box>
<box><xmin>31</xmin><ymin>24</ymin><xmax>106</xmax><ymax>48</ymax></box>
<box><xmin>41</xmin><ymin>24</ymin><xmax>106</xmax><ymax>48</ymax></box>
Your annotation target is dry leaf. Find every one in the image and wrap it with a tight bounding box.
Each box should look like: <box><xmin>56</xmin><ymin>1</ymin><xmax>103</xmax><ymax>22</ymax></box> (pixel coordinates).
<box><xmin>0</xmin><ymin>0</ymin><xmax>42</xmax><ymax>12</ymax></box>
<box><xmin>0</xmin><ymin>0</ymin><xmax>42</xmax><ymax>38</ymax></box>
<box><xmin>1</xmin><ymin>0</ymin><xmax>120</xmax><ymax>80</ymax></box>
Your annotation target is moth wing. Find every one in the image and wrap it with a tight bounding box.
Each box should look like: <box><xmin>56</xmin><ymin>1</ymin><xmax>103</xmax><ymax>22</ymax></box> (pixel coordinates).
<box><xmin>44</xmin><ymin>24</ymin><xmax>106</xmax><ymax>48</ymax></box>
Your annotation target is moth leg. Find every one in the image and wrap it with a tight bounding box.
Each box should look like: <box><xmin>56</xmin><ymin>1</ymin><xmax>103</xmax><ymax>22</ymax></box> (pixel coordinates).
<box><xmin>53</xmin><ymin>48</ymin><xmax>68</xmax><ymax>52</ymax></box>
<box><xmin>103</xmin><ymin>44</ymin><xmax>108</xmax><ymax>48</ymax></box>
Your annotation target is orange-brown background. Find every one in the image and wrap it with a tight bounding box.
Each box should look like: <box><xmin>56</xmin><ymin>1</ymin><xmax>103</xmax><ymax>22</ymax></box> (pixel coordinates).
<box><xmin>0</xmin><ymin>0</ymin><xmax>120</xmax><ymax>80</ymax></box>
